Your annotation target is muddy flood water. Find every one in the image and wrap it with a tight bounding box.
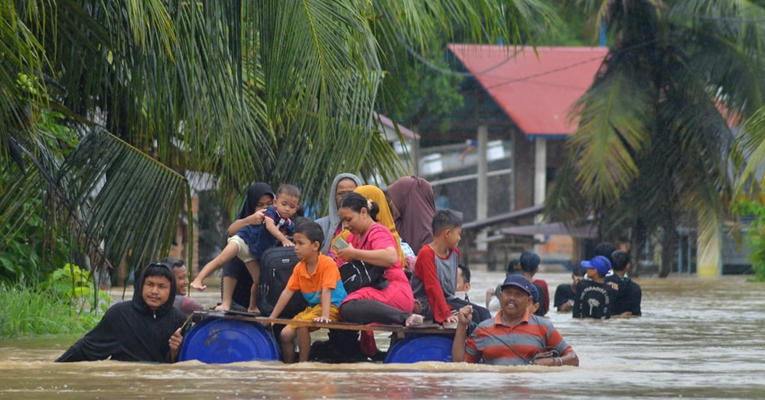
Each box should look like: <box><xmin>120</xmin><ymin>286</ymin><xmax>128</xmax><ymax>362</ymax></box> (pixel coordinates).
<box><xmin>1</xmin><ymin>270</ymin><xmax>764</xmax><ymax>399</ymax></box>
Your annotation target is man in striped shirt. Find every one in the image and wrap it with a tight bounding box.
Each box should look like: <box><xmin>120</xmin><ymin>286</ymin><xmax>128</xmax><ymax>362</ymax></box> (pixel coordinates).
<box><xmin>452</xmin><ymin>275</ymin><xmax>579</xmax><ymax>366</ymax></box>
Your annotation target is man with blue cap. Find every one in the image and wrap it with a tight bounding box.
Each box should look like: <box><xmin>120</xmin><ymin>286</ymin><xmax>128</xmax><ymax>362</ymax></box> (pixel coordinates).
<box><xmin>452</xmin><ymin>275</ymin><xmax>579</xmax><ymax>367</ymax></box>
<box><xmin>573</xmin><ymin>255</ymin><xmax>616</xmax><ymax>319</ymax></box>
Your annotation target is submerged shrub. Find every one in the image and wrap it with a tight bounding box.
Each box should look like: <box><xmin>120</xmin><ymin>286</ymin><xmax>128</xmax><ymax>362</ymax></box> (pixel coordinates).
<box><xmin>733</xmin><ymin>201</ymin><xmax>765</xmax><ymax>282</ymax></box>
<box><xmin>0</xmin><ymin>264</ymin><xmax>112</xmax><ymax>338</ymax></box>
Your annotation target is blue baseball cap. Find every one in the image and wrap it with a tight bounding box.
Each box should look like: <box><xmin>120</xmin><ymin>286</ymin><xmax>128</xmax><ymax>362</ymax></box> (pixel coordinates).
<box><xmin>500</xmin><ymin>275</ymin><xmax>534</xmax><ymax>297</ymax></box>
<box><xmin>581</xmin><ymin>256</ymin><xmax>612</xmax><ymax>276</ymax></box>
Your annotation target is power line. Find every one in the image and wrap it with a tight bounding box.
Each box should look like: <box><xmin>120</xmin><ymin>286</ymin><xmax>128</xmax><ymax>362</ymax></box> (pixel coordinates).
<box><xmin>483</xmin><ymin>39</ymin><xmax>659</xmax><ymax>90</ymax></box>
<box><xmin>484</xmin><ymin>55</ymin><xmax>605</xmax><ymax>90</ymax></box>
<box><xmin>402</xmin><ymin>40</ymin><xmax>520</xmax><ymax>78</ymax></box>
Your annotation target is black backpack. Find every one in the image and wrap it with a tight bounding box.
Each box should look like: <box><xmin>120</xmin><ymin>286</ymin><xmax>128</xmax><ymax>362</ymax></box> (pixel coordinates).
<box><xmin>257</xmin><ymin>246</ymin><xmax>308</xmax><ymax>317</ymax></box>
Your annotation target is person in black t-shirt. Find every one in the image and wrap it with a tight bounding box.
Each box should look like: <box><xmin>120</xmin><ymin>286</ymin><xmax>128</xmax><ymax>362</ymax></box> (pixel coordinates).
<box><xmin>554</xmin><ymin>265</ymin><xmax>586</xmax><ymax>312</ymax></box>
<box><xmin>573</xmin><ymin>256</ymin><xmax>616</xmax><ymax>319</ymax></box>
<box><xmin>605</xmin><ymin>250</ymin><xmax>642</xmax><ymax>316</ymax></box>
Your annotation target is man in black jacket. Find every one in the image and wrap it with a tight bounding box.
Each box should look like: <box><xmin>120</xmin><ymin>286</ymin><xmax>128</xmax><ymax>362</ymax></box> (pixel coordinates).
<box><xmin>605</xmin><ymin>250</ymin><xmax>642</xmax><ymax>316</ymax></box>
<box><xmin>56</xmin><ymin>262</ymin><xmax>186</xmax><ymax>363</ymax></box>
<box><xmin>573</xmin><ymin>256</ymin><xmax>616</xmax><ymax>319</ymax></box>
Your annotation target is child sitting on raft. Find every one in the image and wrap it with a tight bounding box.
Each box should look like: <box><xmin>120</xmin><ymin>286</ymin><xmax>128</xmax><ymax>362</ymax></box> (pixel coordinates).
<box><xmin>191</xmin><ymin>184</ymin><xmax>301</xmax><ymax>314</ymax></box>
<box><xmin>267</xmin><ymin>221</ymin><xmax>348</xmax><ymax>363</ymax></box>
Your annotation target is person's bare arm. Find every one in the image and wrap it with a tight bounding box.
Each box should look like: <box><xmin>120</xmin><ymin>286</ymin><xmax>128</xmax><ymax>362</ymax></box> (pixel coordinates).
<box><xmin>315</xmin><ymin>288</ymin><xmax>333</xmax><ymax>323</ymax></box>
<box><xmin>451</xmin><ymin>305</ymin><xmax>473</xmax><ymax>362</ymax></box>
<box><xmin>169</xmin><ymin>328</ymin><xmax>183</xmax><ymax>362</ymax></box>
<box><xmin>227</xmin><ymin>210</ymin><xmax>266</xmax><ymax>236</ymax></box>
<box><xmin>265</xmin><ymin>218</ymin><xmax>293</xmax><ymax>247</ymax></box>
<box><xmin>533</xmin><ymin>350</ymin><xmax>579</xmax><ymax>367</ymax></box>
<box><xmin>267</xmin><ymin>289</ymin><xmax>296</xmax><ymax>322</ymax></box>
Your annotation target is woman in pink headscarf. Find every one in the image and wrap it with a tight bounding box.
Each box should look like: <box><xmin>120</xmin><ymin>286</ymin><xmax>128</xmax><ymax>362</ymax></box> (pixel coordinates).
<box><xmin>387</xmin><ymin>176</ymin><xmax>437</xmax><ymax>255</ymax></box>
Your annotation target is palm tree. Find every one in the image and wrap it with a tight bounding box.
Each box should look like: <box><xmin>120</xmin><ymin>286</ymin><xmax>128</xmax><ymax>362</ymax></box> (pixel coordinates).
<box><xmin>1</xmin><ymin>1</ymin><xmax>550</xmax><ymax>279</ymax></box>
<box><xmin>547</xmin><ymin>0</ymin><xmax>765</xmax><ymax>277</ymax></box>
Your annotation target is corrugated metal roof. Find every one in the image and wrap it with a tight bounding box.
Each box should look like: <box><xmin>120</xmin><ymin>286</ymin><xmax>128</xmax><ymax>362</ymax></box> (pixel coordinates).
<box><xmin>448</xmin><ymin>45</ymin><xmax>608</xmax><ymax>137</ymax></box>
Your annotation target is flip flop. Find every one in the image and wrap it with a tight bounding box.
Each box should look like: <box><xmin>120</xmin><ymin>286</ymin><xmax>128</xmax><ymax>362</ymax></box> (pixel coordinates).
<box><xmin>405</xmin><ymin>314</ymin><xmax>424</xmax><ymax>327</ymax></box>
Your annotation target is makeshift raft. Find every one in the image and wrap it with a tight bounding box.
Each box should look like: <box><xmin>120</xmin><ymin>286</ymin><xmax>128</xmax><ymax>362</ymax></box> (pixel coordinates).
<box><xmin>178</xmin><ymin>310</ymin><xmax>456</xmax><ymax>364</ymax></box>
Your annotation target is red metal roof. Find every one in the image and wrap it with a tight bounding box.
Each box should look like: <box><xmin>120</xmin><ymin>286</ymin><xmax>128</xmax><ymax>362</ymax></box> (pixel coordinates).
<box><xmin>376</xmin><ymin>113</ymin><xmax>419</xmax><ymax>140</ymax></box>
<box><xmin>448</xmin><ymin>45</ymin><xmax>608</xmax><ymax>137</ymax></box>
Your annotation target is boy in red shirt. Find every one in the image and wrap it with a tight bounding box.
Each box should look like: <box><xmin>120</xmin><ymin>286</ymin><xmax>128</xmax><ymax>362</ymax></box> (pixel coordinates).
<box><xmin>268</xmin><ymin>221</ymin><xmax>348</xmax><ymax>363</ymax></box>
<box><xmin>411</xmin><ymin>210</ymin><xmax>464</xmax><ymax>326</ymax></box>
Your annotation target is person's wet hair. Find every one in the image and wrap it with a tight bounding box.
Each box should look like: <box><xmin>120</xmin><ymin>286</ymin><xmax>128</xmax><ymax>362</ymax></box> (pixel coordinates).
<box><xmin>142</xmin><ymin>262</ymin><xmax>176</xmax><ymax>284</ymax></box>
<box><xmin>432</xmin><ymin>209</ymin><xmax>462</xmax><ymax>235</ymax></box>
<box><xmin>520</xmin><ymin>251</ymin><xmax>541</xmax><ymax>273</ymax></box>
<box><xmin>339</xmin><ymin>192</ymin><xmax>380</xmax><ymax>222</ymax></box>
<box><xmin>594</xmin><ymin>242</ymin><xmax>616</xmax><ymax>265</ymax></box>
<box><xmin>611</xmin><ymin>250</ymin><xmax>630</xmax><ymax>272</ymax></box>
<box><xmin>160</xmin><ymin>257</ymin><xmax>184</xmax><ymax>269</ymax></box>
<box><xmin>276</xmin><ymin>184</ymin><xmax>301</xmax><ymax>199</ymax></box>
<box><xmin>295</xmin><ymin>220</ymin><xmax>325</xmax><ymax>248</ymax></box>
<box><xmin>458</xmin><ymin>263</ymin><xmax>471</xmax><ymax>283</ymax></box>
<box><xmin>506</xmin><ymin>258</ymin><xmax>521</xmax><ymax>275</ymax></box>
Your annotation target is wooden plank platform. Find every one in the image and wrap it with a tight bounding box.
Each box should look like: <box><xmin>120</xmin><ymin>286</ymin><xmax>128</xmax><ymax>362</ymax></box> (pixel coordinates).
<box><xmin>193</xmin><ymin>310</ymin><xmax>456</xmax><ymax>335</ymax></box>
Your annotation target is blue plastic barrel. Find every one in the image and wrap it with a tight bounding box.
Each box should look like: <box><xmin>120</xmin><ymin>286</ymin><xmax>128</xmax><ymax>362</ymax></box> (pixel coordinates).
<box><xmin>384</xmin><ymin>335</ymin><xmax>453</xmax><ymax>364</ymax></box>
<box><xmin>178</xmin><ymin>318</ymin><xmax>280</xmax><ymax>363</ymax></box>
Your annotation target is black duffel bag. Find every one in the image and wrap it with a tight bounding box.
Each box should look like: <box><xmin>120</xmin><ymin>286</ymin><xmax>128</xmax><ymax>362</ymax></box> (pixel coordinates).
<box><xmin>339</xmin><ymin>259</ymin><xmax>388</xmax><ymax>293</ymax></box>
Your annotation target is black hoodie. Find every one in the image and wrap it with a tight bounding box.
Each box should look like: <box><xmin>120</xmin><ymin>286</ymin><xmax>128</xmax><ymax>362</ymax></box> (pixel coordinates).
<box><xmin>56</xmin><ymin>264</ymin><xmax>187</xmax><ymax>363</ymax></box>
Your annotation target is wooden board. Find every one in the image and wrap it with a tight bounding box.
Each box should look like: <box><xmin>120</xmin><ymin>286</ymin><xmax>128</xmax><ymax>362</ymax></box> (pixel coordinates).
<box><xmin>193</xmin><ymin>310</ymin><xmax>455</xmax><ymax>335</ymax></box>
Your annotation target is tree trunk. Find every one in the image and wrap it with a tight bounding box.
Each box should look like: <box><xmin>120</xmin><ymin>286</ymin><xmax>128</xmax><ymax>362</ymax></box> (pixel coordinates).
<box><xmin>659</xmin><ymin>221</ymin><xmax>677</xmax><ymax>278</ymax></box>
<box><xmin>631</xmin><ymin>218</ymin><xmax>646</xmax><ymax>278</ymax></box>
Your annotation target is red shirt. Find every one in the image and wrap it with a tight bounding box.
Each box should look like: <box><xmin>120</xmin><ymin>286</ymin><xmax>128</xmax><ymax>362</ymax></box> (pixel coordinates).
<box><xmin>413</xmin><ymin>245</ymin><xmax>459</xmax><ymax>323</ymax></box>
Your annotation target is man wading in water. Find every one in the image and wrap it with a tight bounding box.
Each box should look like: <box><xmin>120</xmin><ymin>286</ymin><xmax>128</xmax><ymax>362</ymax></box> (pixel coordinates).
<box><xmin>452</xmin><ymin>275</ymin><xmax>578</xmax><ymax>366</ymax></box>
<box><xmin>56</xmin><ymin>263</ymin><xmax>186</xmax><ymax>363</ymax></box>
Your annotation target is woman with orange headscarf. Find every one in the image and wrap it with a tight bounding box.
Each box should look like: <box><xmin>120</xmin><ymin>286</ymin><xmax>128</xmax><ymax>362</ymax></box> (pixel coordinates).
<box><xmin>340</xmin><ymin>185</ymin><xmax>406</xmax><ymax>267</ymax></box>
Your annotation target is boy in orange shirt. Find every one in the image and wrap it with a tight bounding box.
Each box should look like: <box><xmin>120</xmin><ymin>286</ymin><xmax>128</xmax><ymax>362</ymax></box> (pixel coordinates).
<box><xmin>268</xmin><ymin>221</ymin><xmax>348</xmax><ymax>363</ymax></box>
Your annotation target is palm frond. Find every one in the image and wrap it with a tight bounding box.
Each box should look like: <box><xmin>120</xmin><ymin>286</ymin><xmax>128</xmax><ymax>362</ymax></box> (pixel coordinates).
<box><xmin>734</xmin><ymin>107</ymin><xmax>765</xmax><ymax>193</ymax></box>
<box><xmin>55</xmin><ymin>128</ymin><xmax>189</xmax><ymax>275</ymax></box>
<box><xmin>567</xmin><ymin>54</ymin><xmax>655</xmax><ymax>205</ymax></box>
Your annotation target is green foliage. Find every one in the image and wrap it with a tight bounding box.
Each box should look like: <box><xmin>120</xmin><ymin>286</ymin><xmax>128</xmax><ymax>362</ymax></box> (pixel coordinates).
<box><xmin>0</xmin><ymin>193</ymin><xmax>70</xmax><ymax>282</ymax></box>
<box><xmin>44</xmin><ymin>263</ymin><xmax>111</xmax><ymax>323</ymax></box>
<box><xmin>2</xmin><ymin>1</ymin><xmax>550</xmax><ymax>281</ymax></box>
<box><xmin>392</xmin><ymin>36</ymin><xmax>466</xmax><ymax>133</ymax></box>
<box><xmin>733</xmin><ymin>201</ymin><xmax>765</xmax><ymax>281</ymax></box>
<box><xmin>549</xmin><ymin>0</ymin><xmax>765</xmax><ymax>276</ymax></box>
<box><xmin>0</xmin><ymin>263</ymin><xmax>111</xmax><ymax>338</ymax></box>
<box><xmin>535</xmin><ymin>0</ymin><xmax>592</xmax><ymax>46</ymax></box>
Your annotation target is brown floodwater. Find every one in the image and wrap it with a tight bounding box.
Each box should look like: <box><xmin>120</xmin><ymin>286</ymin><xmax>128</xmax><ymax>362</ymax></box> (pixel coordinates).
<box><xmin>1</xmin><ymin>270</ymin><xmax>765</xmax><ymax>399</ymax></box>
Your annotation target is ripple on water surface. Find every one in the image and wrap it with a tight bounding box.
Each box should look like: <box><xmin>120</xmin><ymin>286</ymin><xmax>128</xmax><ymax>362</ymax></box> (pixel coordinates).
<box><xmin>1</xmin><ymin>272</ymin><xmax>765</xmax><ymax>399</ymax></box>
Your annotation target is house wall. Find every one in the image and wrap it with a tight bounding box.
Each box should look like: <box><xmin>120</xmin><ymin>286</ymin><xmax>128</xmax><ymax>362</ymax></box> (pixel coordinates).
<box><xmin>513</xmin><ymin>134</ymin><xmax>536</xmax><ymax>211</ymax></box>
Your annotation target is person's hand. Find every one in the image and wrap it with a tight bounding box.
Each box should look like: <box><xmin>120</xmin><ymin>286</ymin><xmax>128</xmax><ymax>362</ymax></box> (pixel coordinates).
<box><xmin>190</xmin><ymin>279</ymin><xmax>206</xmax><ymax>291</ymax></box>
<box><xmin>169</xmin><ymin>328</ymin><xmax>183</xmax><ymax>360</ymax></box>
<box><xmin>607</xmin><ymin>282</ymin><xmax>619</xmax><ymax>291</ymax></box>
<box><xmin>314</xmin><ymin>316</ymin><xmax>331</xmax><ymax>323</ymax></box>
<box><xmin>457</xmin><ymin>305</ymin><xmax>473</xmax><ymax>326</ymax></box>
<box><xmin>620</xmin><ymin>311</ymin><xmax>633</xmax><ymax>316</ymax></box>
<box><xmin>245</xmin><ymin>209</ymin><xmax>266</xmax><ymax>226</ymax></box>
<box><xmin>532</xmin><ymin>356</ymin><xmax>556</xmax><ymax>367</ymax></box>
<box><xmin>335</xmin><ymin>244</ymin><xmax>356</xmax><ymax>263</ymax></box>
<box><xmin>281</xmin><ymin>239</ymin><xmax>295</xmax><ymax>247</ymax></box>
<box><xmin>442</xmin><ymin>314</ymin><xmax>459</xmax><ymax>328</ymax></box>
<box><xmin>559</xmin><ymin>300</ymin><xmax>573</xmax><ymax>312</ymax></box>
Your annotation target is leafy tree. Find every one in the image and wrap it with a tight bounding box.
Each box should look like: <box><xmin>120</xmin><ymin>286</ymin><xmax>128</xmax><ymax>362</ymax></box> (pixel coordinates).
<box><xmin>1</xmin><ymin>1</ymin><xmax>549</xmax><ymax>279</ymax></box>
<box><xmin>732</xmin><ymin>201</ymin><xmax>765</xmax><ymax>281</ymax></box>
<box><xmin>547</xmin><ymin>0</ymin><xmax>765</xmax><ymax>276</ymax></box>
